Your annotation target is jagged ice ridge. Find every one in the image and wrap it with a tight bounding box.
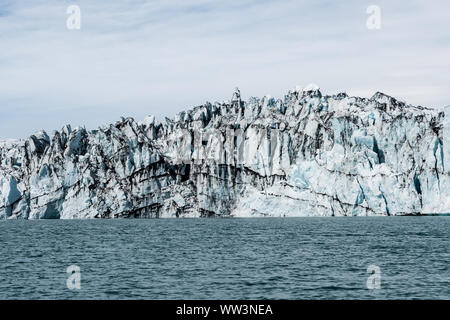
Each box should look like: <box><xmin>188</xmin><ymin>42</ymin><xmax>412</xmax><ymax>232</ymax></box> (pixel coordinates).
<box><xmin>0</xmin><ymin>85</ymin><xmax>448</xmax><ymax>218</ymax></box>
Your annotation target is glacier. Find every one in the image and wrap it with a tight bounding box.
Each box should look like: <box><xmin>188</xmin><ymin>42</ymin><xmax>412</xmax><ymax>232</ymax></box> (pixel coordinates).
<box><xmin>0</xmin><ymin>85</ymin><xmax>448</xmax><ymax>219</ymax></box>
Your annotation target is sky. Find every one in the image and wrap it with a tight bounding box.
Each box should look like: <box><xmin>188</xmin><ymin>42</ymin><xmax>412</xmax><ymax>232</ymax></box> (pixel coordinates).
<box><xmin>0</xmin><ymin>0</ymin><xmax>449</xmax><ymax>138</ymax></box>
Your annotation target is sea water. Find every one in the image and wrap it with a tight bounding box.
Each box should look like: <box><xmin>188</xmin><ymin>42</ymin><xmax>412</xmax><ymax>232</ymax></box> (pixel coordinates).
<box><xmin>0</xmin><ymin>217</ymin><xmax>449</xmax><ymax>299</ymax></box>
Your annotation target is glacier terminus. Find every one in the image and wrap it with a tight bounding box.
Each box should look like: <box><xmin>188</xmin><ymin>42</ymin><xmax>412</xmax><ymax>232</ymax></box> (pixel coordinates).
<box><xmin>0</xmin><ymin>85</ymin><xmax>448</xmax><ymax>219</ymax></box>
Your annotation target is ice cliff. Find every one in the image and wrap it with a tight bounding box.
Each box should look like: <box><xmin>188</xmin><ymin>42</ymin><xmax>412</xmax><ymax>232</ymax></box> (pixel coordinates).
<box><xmin>0</xmin><ymin>85</ymin><xmax>448</xmax><ymax>218</ymax></box>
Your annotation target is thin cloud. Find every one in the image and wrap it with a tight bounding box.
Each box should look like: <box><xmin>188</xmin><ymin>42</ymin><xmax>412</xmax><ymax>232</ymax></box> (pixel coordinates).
<box><xmin>0</xmin><ymin>0</ymin><xmax>449</xmax><ymax>138</ymax></box>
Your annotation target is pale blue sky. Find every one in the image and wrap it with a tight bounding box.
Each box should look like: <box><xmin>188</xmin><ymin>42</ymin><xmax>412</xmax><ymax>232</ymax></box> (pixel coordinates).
<box><xmin>0</xmin><ymin>0</ymin><xmax>449</xmax><ymax>138</ymax></box>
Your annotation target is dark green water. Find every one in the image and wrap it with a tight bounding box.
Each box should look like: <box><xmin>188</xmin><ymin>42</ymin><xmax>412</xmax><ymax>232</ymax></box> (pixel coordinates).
<box><xmin>0</xmin><ymin>217</ymin><xmax>449</xmax><ymax>299</ymax></box>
